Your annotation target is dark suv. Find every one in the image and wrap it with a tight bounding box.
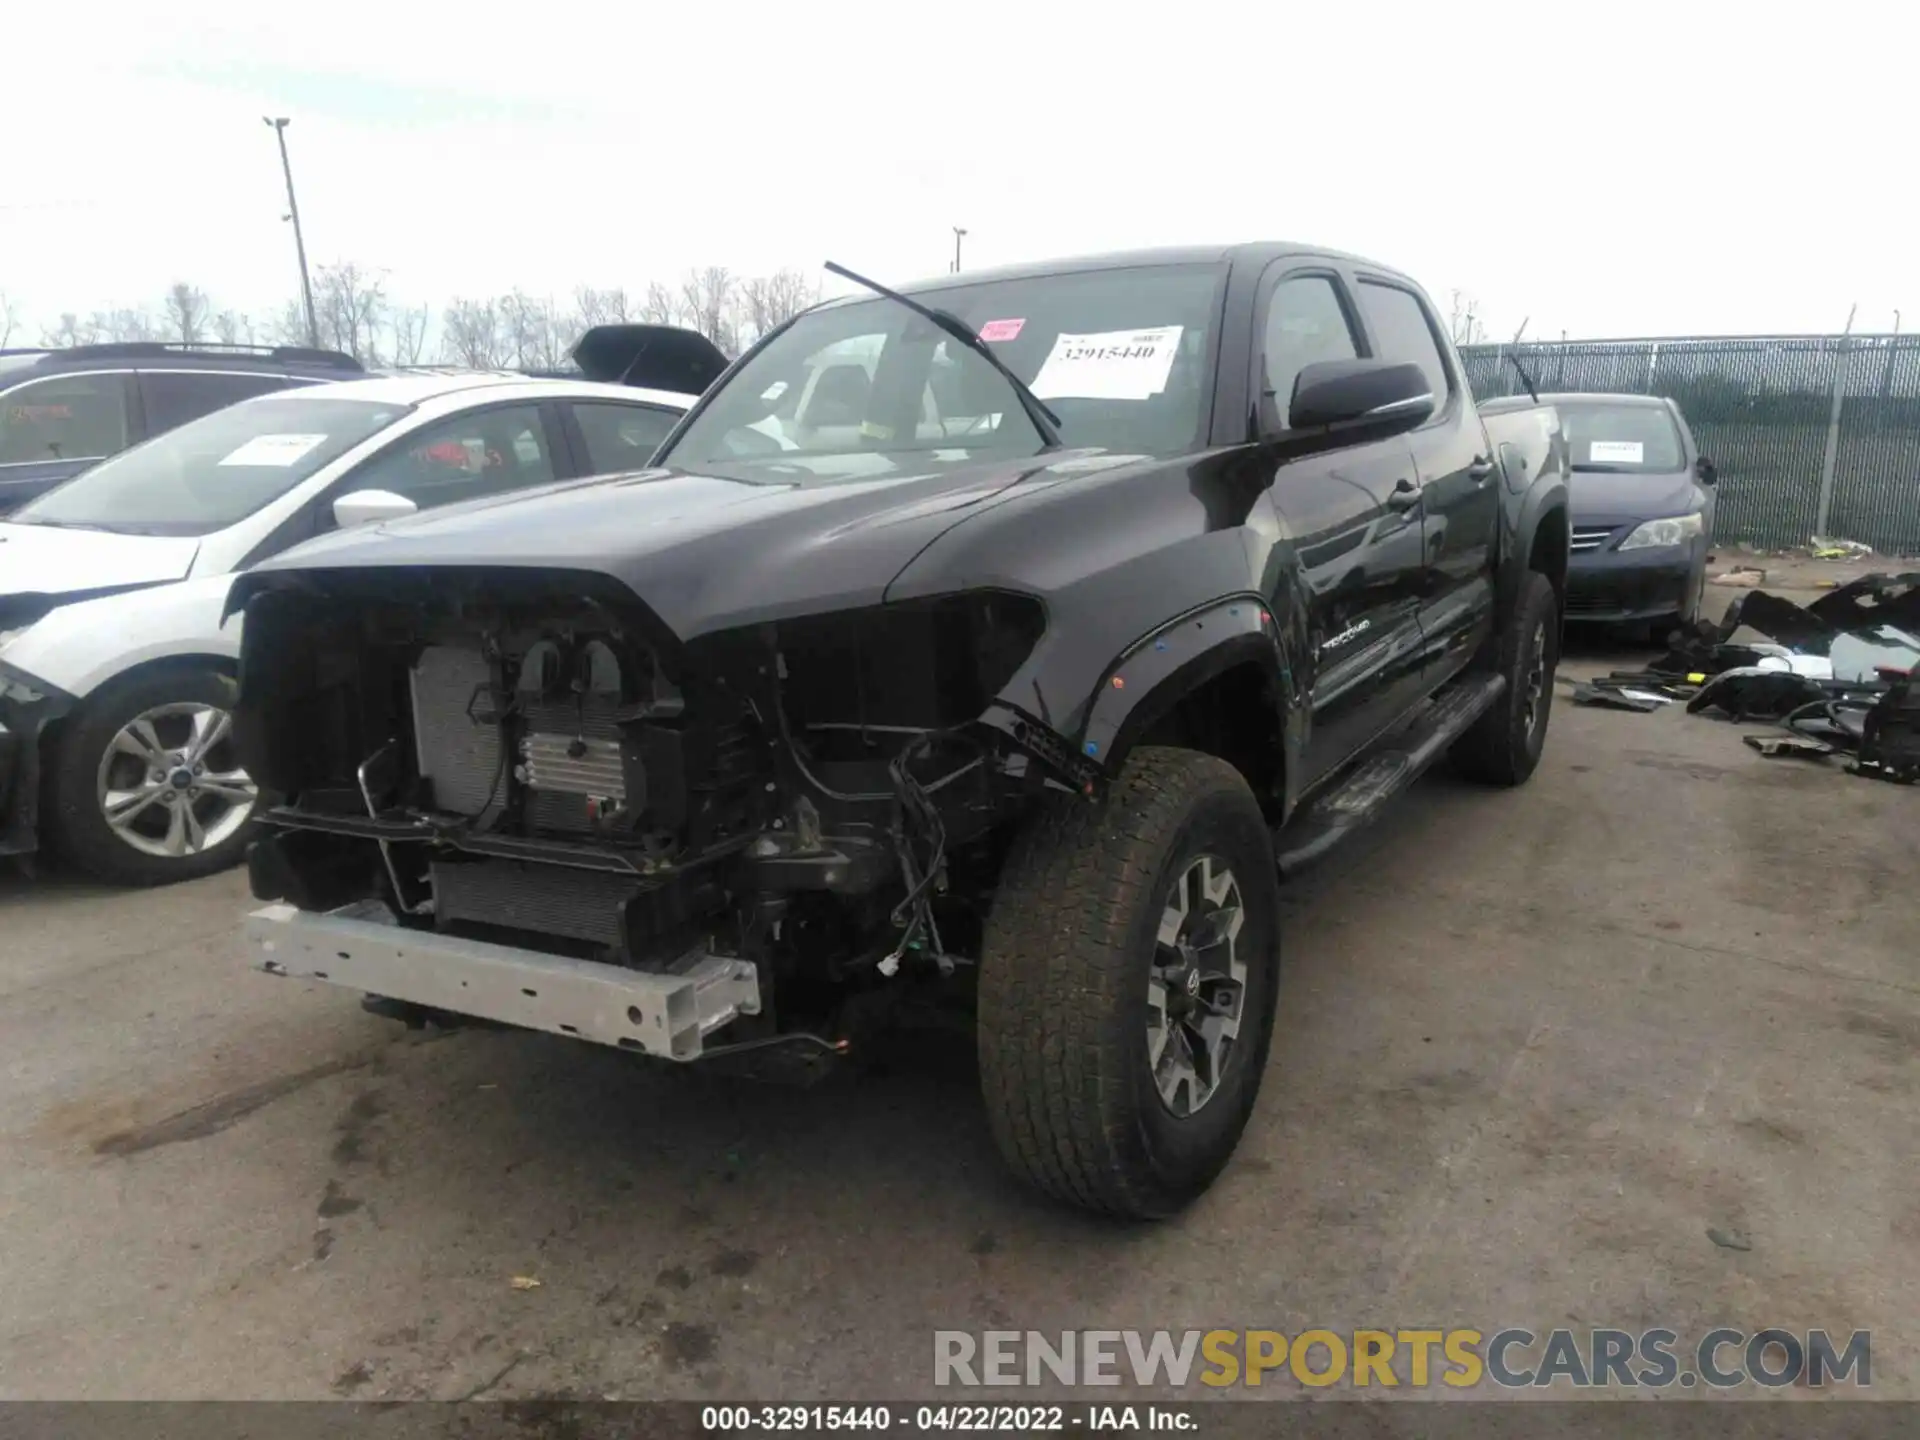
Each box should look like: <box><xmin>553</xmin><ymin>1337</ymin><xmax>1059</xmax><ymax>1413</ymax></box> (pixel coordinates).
<box><xmin>0</xmin><ymin>342</ymin><xmax>363</xmax><ymax>513</ymax></box>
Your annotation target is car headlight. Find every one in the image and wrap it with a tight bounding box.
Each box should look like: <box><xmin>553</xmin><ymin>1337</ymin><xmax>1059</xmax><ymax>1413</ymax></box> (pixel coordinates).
<box><xmin>1618</xmin><ymin>513</ymin><xmax>1704</xmax><ymax>550</ymax></box>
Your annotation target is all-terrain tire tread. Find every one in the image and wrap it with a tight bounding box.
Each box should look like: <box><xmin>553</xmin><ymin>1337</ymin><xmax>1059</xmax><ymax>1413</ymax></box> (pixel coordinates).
<box><xmin>977</xmin><ymin>747</ymin><xmax>1258</xmax><ymax>1218</ymax></box>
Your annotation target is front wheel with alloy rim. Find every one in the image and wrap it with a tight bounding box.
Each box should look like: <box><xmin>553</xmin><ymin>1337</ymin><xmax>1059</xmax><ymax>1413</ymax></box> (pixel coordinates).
<box><xmin>977</xmin><ymin>747</ymin><xmax>1281</xmax><ymax>1218</ymax></box>
<box><xmin>46</xmin><ymin>667</ymin><xmax>260</xmax><ymax>886</ymax></box>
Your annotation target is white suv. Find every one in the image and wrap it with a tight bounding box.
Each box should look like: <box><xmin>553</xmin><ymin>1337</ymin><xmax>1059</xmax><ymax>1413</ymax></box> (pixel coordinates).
<box><xmin>0</xmin><ymin>328</ymin><xmax>727</xmax><ymax>884</ymax></box>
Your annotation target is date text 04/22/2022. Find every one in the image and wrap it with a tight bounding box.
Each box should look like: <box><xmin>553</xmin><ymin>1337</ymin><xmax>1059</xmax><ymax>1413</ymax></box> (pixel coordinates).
<box><xmin>700</xmin><ymin>1404</ymin><xmax>1196</xmax><ymax>1432</ymax></box>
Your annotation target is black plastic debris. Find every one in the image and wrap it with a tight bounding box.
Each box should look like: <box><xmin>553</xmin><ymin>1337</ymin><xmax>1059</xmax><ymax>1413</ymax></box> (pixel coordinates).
<box><xmin>1651</xmin><ymin>572</ymin><xmax>1920</xmax><ymax>690</ymax></box>
<box><xmin>1781</xmin><ymin>697</ymin><xmax>1873</xmax><ymax>749</ymax></box>
<box><xmin>1572</xmin><ymin>683</ymin><xmax>1668</xmax><ymax>713</ymax></box>
<box><xmin>1806</xmin><ymin>570</ymin><xmax>1920</xmax><ymax>634</ymax></box>
<box><xmin>1853</xmin><ymin>672</ymin><xmax>1920</xmax><ymax>784</ymax></box>
<box><xmin>1687</xmin><ymin>668</ymin><xmax>1835</xmax><ymax>722</ymax></box>
<box><xmin>1743</xmin><ymin>735</ymin><xmax>1834</xmax><ymax>761</ymax></box>
<box><xmin>1719</xmin><ymin>589</ymin><xmax>1836</xmax><ymax>653</ymax></box>
<box><xmin>1649</xmin><ymin>623</ymin><xmax>1805</xmax><ymax>681</ymax></box>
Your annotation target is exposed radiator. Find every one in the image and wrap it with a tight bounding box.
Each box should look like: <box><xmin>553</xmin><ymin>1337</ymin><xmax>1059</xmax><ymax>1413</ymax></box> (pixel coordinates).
<box><xmin>410</xmin><ymin>646</ymin><xmax>502</xmax><ymax>817</ymax></box>
<box><xmin>431</xmin><ymin>858</ymin><xmax>640</xmax><ymax>947</ymax></box>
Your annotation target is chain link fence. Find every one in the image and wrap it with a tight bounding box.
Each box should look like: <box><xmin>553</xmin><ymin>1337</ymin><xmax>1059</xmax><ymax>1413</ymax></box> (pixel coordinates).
<box><xmin>1460</xmin><ymin>336</ymin><xmax>1920</xmax><ymax>557</ymax></box>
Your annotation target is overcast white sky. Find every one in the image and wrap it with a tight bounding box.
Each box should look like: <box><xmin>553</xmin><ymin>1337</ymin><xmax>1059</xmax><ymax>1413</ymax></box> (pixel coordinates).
<box><xmin>3</xmin><ymin>1</ymin><xmax>1911</xmax><ymax>345</ymax></box>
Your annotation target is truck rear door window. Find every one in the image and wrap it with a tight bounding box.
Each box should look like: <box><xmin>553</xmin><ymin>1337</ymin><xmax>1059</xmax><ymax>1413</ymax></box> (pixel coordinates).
<box><xmin>1356</xmin><ymin>281</ymin><xmax>1452</xmax><ymax>413</ymax></box>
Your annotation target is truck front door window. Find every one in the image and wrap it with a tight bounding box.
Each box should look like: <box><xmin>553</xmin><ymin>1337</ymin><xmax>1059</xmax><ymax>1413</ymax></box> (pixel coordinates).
<box><xmin>1264</xmin><ymin>276</ymin><xmax>1359</xmax><ymax>426</ymax></box>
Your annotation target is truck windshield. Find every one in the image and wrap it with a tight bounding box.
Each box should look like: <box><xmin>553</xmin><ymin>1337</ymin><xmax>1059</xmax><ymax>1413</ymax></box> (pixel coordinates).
<box><xmin>1559</xmin><ymin>401</ymin><xmax>1687</xmax><ymax>474</ymax></box>
<box><xmin>659</xmin><ymin>262</ymin><xmax>1226</xmax><ymax>478</ymax></box>
<box><xmin>9</xmin><ymin>395</ymin><xmax>407</xmax><ymax>537</ymax></box>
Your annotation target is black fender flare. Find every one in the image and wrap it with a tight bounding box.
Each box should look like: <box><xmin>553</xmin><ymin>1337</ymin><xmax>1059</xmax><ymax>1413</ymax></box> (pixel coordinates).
<box><xmin>1077</xmin><ymin>594</ymin><xmax>1297</xmax><ymax>775</ymax></box>
<box><xmin>974</xmin><ymin>595</ymin><xmax>1297</xmax><ymax>798</ymax></box>
<box><xmin>1496</xmin><ymin>471</ymin><xmax>1571</xmax><ymax>627</ymax></box>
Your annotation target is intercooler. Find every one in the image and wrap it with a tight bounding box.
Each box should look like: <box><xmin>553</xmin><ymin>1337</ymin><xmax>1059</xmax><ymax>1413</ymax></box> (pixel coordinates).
<box><xmin>409</xmin><ymin>645</ymin><xmax>505</xmax><ymax>818</ymax></box>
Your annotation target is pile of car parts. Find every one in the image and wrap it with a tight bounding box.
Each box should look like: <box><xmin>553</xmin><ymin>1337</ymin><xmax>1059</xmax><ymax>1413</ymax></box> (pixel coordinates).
<box><xmin>1569</xmin><ymin>571</ymin><xmax>1920</xmax><ymax>784</ymax></box>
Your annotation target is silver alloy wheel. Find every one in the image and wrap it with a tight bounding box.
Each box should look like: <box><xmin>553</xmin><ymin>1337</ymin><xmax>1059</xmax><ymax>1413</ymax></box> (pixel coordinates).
<box><xmin>1146</xmin><ymin>853</ymin><xmax>1248</xmax><ymax>1117</ymax></box>
<box><xmin>1521</xmin><ymin>620</ymin><xmax>1548</xmax><ymax>737</ymax></box>
<box><xmin>95</xmin><ymin>702</ymin><xmax>258</xmax><ymax>860</ymax></box>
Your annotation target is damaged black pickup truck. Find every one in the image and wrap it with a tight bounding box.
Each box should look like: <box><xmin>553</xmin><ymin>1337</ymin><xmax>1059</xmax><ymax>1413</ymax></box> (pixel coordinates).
<box><xmin>232</xmin><ymin>243</ymin><xmax>1572</xmax><ymax>1218</ymax></box>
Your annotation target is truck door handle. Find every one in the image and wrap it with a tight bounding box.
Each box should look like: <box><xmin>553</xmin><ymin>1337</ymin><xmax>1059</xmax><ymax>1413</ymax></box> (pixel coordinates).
<box><xmin>1385</xmin><ymin>479</ymin><xmax>1420</xmax><ymax>512</ymax></box>
<box><xmin>1467</xmin><ymin>456</ymin><xmax>1497</xmax><ymax>483</ymax></box>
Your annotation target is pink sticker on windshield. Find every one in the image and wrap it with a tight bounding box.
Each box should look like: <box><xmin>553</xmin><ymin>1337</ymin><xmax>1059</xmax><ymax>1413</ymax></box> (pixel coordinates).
<box><xmin>979</xmin><ymin>318</ymin><xmax>1025</xmax><ymax>342</ymax></box>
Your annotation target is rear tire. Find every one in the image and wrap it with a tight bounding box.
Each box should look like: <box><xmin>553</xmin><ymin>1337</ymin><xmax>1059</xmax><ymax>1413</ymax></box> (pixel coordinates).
<box><xmin>46</xmin><ymin>666</ymin><xmax>260</xmax><ymax>887</ymax></box>
<box><xmin>977</xmin><ymin>747</ymin><xmax>1281</xmax><ymax>1218</ymax></box>
<box><xmin>1451</xmin><ymin>572</ymin><xmax>1559</xmax><ymax>787</ymax></box>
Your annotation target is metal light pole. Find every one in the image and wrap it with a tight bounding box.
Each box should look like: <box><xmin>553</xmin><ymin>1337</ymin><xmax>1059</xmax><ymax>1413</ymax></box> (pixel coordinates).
<box><xmin>264</xmin><ymin>117</ymin><xmax>319</xmax><ymax>348</ymax></box>
<box><xmin>952</xmin><ymin>226</ymin><xmax>967</xmax><ymax>274</ymax></box>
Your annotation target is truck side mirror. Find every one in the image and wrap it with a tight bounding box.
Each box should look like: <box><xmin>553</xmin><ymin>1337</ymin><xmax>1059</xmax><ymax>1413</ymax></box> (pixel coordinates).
<box><xmin>1269</xmin><ymin>359</ymin><xmax>1434</xmax><ymax>449</ymax></box>
<box><xmin>1695</xmin><ymin>456</ymin><xmax>1718</xmax><ymax>485</ymax></box>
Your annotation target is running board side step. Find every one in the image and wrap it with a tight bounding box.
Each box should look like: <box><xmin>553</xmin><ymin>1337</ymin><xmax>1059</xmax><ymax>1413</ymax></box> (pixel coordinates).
<box><xmin>1274</xmin><ymin>672</ymin><xmax>1507</xmax><ymax>876</ymax></box>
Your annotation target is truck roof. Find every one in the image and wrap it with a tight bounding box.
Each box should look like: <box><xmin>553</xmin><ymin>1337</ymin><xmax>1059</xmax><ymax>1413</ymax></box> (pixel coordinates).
<box><xmin>818</xmin><ymin>242</ymin><xmax>1419</xmax><ymax>304</ymax></box>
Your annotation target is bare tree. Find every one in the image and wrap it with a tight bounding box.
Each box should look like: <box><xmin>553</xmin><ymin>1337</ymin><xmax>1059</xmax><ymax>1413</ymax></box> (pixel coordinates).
<box><xmin>441</xmin><ymin>298</ymin><xmax>504</xmax><ymax>368</ymax></box>
<box><xmin>679</xmin><ymin>266</ymin><xmax>738</xmax><ymax>352</ymax></box>
<box><xmin>39</xmin><ymin>312</ymin><xmax>101</xmax><ymax>348</ymax></box>
<box><xmin>572</xmin><ymin>285</ymin><xmax>632</xmax><ymax>329</ymax></box>
<box><xmin>388</xmin><ymin>304</ymin><xmax>431</xmax><ymax>366</ymax></box>
<box><xmin>497</xmin><ymin>291</ymin><xmax>569</xmax><ymax>370</ymax></box>
<box><xmin>0</xmin><ymin>291</ymin><xmax>18</xmax><ymax>348</ymax></box>
<box><xmin>164</xmin><ymin>283</ymin><xmax>212</xmax><ymax>344</ymax></box>
<box><xmin>640</xmin><ymin>281</ymin><xmax>681</xmax><ymax>326</ymax></box>
<box><xmin>740</xmin><ymin>268</ymin><xmax>818</xmax><ymax>344</ymax></box>
<box><xmin>313</xmin><ymin>262</ymin><xmax>389</xmax><ymax>363</ymax></box>
<box><xmin>96</xmin><ymin>308</ymin><xmax>161</xmax><ymax>343</ymax></box>
<box><xmin>1448</xmin><ymin>290</ymin><xmax>1487</xmax><ymax>347</ymax></box>
<box><xmin>263</xmin><ymin>299</ymin><xmax>310</xmax><ymax>347</ymax></box>
<box><xmin>212</xmin><ymin>310</ymin><xmax>256</xmax><ymax>347</ymax></box>
<box><xmin>34</xmin><ymin>257</ymin><xmax>823</xmax><ymax>366</ymax></box>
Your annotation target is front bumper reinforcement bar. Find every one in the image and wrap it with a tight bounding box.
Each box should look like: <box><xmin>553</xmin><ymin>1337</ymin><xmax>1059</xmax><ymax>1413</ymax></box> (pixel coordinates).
<box><xmin>246</xmin><ymin>901</ymin><xmax>761</xmax><ymax>1060</ymax></box>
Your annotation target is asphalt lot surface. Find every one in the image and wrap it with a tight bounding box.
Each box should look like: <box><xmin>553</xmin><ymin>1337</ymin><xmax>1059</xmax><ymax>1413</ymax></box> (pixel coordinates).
<box><xmin>2</xmin><ymin>576</ymin><xmax>1915</xmax><ymax>1402</ymax></box>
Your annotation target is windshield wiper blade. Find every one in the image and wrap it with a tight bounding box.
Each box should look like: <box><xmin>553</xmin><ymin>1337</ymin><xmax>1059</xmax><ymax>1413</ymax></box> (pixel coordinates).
<box><xmin>823</xmin><ymin>260</ymin><xmax>1063</xmax><ymax>451</ymax></box>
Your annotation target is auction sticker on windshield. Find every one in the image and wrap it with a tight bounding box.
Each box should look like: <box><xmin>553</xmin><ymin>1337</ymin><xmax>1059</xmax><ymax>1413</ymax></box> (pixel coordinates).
<box><xmin>979</xmin><ymin>318</ymin><xmax>1025</xmax><ymax>342</ymax></box>
<box><xmin>218</xmin><ymin>433</ymin><xmax>331</xmax><ymax>467</ymax></box>
<box><xmin>1032</xmin><ymin>326</ymin><xmax>1182</xmax><ymax>400</ymax></box>
<box><xmin>1588</xmin><ymin>440</ymin><xmax>1645</xmax><ymax>464</ymax></box>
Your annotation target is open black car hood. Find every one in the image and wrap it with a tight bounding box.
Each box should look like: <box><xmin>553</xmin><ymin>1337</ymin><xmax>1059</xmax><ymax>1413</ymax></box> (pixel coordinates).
<box><xmin>569</xmin><ymin>324</ymin><xmax>732</xmax><ymax>396</ymax></box>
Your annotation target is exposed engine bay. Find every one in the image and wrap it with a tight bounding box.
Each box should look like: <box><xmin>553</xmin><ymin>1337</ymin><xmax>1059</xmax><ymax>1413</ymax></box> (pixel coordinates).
<box><xmin>235</xmin><ymin>569</ymin><xmax>1054</xmax><ymax>1070</ymax></box>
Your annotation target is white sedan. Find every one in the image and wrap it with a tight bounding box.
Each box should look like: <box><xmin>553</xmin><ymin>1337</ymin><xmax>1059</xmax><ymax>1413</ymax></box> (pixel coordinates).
<box><xmin>0</xmin><ymin>334</ymin><xmax>723</xmax><ymax>884</ymax></box>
